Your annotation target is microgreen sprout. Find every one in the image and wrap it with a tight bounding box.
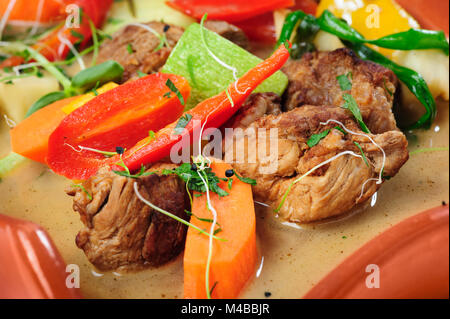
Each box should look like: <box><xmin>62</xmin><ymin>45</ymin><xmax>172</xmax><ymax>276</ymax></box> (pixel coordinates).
<box><xmin>133</xmin><ymin>182</ymin><xmax>225</xmax><ymax>242</ymax></box>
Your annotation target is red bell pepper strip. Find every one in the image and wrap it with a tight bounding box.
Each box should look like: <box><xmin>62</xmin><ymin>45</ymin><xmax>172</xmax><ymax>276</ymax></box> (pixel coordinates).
<box><xmin>0</xmin><ymin>0</ymin><xmax>113</xmax><ymax>67</ymax></box>
<box><xmin>47</xmin><ymin>73</ymin><xmax>190</xmax><ymax>180</ymax></box>
<box><xmin>111</xmin><ymin>43</ymin><xmax>291</xmax><ymax>173</ymax></box>
<box><xmin>234</xmin><ymin>0</ymin><xmax>318</xmax><ymax>44</ymax></box>
<box><xmin>166</xmin><ymin>0</ymin><xmax>294</xmax><ymax>22</ymax></box>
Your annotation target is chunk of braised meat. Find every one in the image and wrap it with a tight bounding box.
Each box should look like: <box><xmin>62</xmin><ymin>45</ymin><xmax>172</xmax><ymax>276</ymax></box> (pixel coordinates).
<box><xmin>97</xmin><ymin>22</ymin><xmax>184</xmax><ymax>83</ymax></box>
<box><xmin>225</xmin><ymin>92</ymin><xmax>282</xmax><ymax>129</ymax></box>
<box><xmin>224</xmin><ymin>105</ymin><xmax>408</xmax><ymax>223</ymax></box>
<box><xmin>282</xmin><ymin>48</ymin><xmax>399</xmax><ymax>134</ymax></box>
<box><xmin>203</xmin><ymin>20</ymin><xmax>249</xmax><ymax>49</ymax></box>
<box><xmin>67</xmin><ymin>164</ymin><xmax>189</xmax><ymax>271</ymax></box>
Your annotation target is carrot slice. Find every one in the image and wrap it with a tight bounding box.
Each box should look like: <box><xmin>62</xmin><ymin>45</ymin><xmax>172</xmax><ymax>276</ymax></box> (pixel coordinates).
<box><xmin>183</xmin><ymin>162</ymin><xmax>258</xmax><ymax>299</ymax></box>
<box><xmin>10</xmin><ymin>96</ymin><xmax>77</xmax><ymax>164</ymax></box>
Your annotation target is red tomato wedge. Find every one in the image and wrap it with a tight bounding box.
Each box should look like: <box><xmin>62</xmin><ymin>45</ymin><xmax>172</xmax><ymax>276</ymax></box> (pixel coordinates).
<box><xmin>166</xmin><ymin>0</ymin><xmax>294</xmax><ymax>22</ymax></box>
<box><xmin>47</xmin><ymin>73</ymin><xmax>190</xmax><ymax>180</ymax></box>
<box><xmin>184</xmin><ymin>162</ymin><xmax>258</xmax><ymax>299</ymax></box>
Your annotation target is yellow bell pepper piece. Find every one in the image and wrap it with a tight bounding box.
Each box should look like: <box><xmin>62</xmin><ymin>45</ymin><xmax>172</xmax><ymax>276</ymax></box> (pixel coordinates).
<box><xmin>62</xmin><ymin>82</ymin><xmax>119</xmax><ymax>114</ymax></box>
<box><xmin>316</xmin><ymin>0</ymin><xmax>419</xmax><ymax>57</ymax></box>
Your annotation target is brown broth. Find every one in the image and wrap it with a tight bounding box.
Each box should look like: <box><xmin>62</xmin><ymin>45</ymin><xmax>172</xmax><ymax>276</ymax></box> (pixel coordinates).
<box><xmin>0</xmin><ymin>101</ymin><xmax>448</xmax><ymax>299</ymax></box>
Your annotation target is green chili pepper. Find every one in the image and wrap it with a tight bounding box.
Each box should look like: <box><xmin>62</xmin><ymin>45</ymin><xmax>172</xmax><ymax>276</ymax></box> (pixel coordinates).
<box><xmin>276</xmin><ymin>10</ymin><xmax>440</xmax><ymax>129</ymax></box>
<box><xmin>318</xmin><ymin>10</ymin><xmax>449</xmax><ymax>55</ymax></box>
<box><xmin>343</xmin><ymin>41</ymin><xmax>436</xmax><ymax>129</ymax></box>
<box><xmin>276</xmin><ymin>10</ymin><xmax>308</xmax><ymax>47</ymax></box>
<box><xmin>25</xmin><ymin>91</ymin><xmax>68</xmax><ymax>118</ymax></box>
<box><xmin>71</xmin><ymin>60</ymin><xmax>124</xmax><ymax>91</ymax></box>
<box><xmin>291</xmin><ymin>14</ymin><xmax>320</xmax><ymax>59</ymax></box>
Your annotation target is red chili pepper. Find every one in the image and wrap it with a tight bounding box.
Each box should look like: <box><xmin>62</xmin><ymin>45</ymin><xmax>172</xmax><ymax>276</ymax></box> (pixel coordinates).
<box><xmin>166</xmin><ymin>0</ymin><xmax>294</xmax><ymax>22</ymax></box>
<box><xmin>47</xmin><ymin>73</ymin><xmax>190</xmax><ymax>180</ymax></box>
<box><xmin>111</xmin><ymin>43</ymin><xmax>291</xmax><ymax>173</ymax></box>
<box><xmin>0</xmin><ymin>0</ymin><xmax>113</xmax><ymax>67</ymax></box>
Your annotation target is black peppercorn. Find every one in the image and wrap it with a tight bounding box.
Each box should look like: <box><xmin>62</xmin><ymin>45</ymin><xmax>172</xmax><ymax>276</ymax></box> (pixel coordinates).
<box><xmin>225</xmin><ymin>169</ymin><xmax>234</xmax><ymax>177</ymax></box>
<box><xmin>115</xmin><ymin>146</ymin><xmax>125</xmax><ymax>155</ymax></box>
<box><xmin>191</xmin><ymin>163</ymin><xmax>197</xmax><ymax>171</ymax></box>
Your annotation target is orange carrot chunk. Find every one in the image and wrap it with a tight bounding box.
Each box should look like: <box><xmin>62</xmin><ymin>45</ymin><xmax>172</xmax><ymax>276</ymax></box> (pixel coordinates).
<box><xmin>10</xmin><ymin>96</ymin><xmax>77</xmax><ymax>164</ymax></box>
<box><xmin>183</xmin><ymin>162</ymin><xmax>258</xmax><ymax>299</ymax></box>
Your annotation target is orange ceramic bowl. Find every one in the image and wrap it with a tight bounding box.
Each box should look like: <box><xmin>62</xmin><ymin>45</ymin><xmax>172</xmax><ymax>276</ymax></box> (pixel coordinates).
<box><xmin>304</xmin><ymin>205</ymin><xmax>449</xmax><ymax>299</ymax></box>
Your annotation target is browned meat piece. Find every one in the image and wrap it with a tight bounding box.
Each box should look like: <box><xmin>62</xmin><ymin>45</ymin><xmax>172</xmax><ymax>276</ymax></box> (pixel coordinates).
<box><xmin>225</xmin><ymin>92</ymin><xmax>282</xmax><ymax>129</ymax></box>
<box><xmin>67</xmin><ymin>164</ymin><xmax>189</xmax><ymax>271</ymax></box>
<box><xmin>282</xmin><ymin>48</ymin><xmax>399</xmax><ymax>134</ymax></box>
<box><xmin>203</xmin><ymin>20</ymin><xmax>249</xmax><ymax>49</ymax></box>
<box><xmin>97</xmin><ymin>22</ymin><xmax>184</xmax><ymax>82</ymax></box>
<box><xmin>224</xmin><ymin>105</ymin><xmax>408</xmax><ymax>223</ymax></box>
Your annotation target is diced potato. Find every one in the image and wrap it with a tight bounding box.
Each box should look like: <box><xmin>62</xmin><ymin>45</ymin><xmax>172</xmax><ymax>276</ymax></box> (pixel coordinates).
<box><xmin>274</xmin><ymin>9</ymin><xmax>291</xmax><ymax>40</ymax></box>
<box><xmin>103</xmin><ymin>0</ymin><xmax>195</xmax><ymax>35</ymax></box>
<box><xmin>0</xmin><ymin>75</ymin><xmax>59</xmax><ymax>123</ymax></box>
<box><xmin>313</xmin><ymin>31</ymin><xmax>345</xmax><ymax>52</ymax></box>
<box><xmin>393</xmin><ymin>49</ymin><xmax>449</xmax><ymax>102</ymax></box>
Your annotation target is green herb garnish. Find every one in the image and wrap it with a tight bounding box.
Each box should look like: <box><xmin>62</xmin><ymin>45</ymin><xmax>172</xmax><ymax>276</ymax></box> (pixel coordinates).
<box><xmin>165</xmin><ymin>78</ymin><xmax>185</xmax><ymax>105</ymax></box>
<box><xmin>307</xmin><ymin>129</ymin><xmax>330</xmax><ymax>147</ymax></box>
<box><xmin>161</xmin><ymin>163</ymin><xmax>229</xmax><ymax>197</ymax></box>
<box><xmin>137</xmin><ymin>70</ymin><xmax>147</xmax><ymax>78</ymax></box>
<box><xmin>353</xmin><ymin>141</ymin><xmax>369</xmax><ymax>167</ymax></box>
<box><xmin>126</xmin><ymin>43</ymin><xmax>133</xmax><ymax>54</ymax></box>
<box><xmin>113</xmin><ymin>164</ymin><xmax>154</xmax><ymax>179</ymax></box>
<box><xmin>336</xmin><ymin>73</ymin><xmax>352</xmax><ymax>91</ymax></box>
<box><xmin>227</xmin><ymin>178</ymin><xmax>233</xmax><ymax>190</ymax></box>
<box><xmin>233</xmin><ymin>170</ymin><xmax>257</xmax><ymax>185</ymax></box>
<box><xmin>163</xmin><ymin>91</ymin><xmax>172</xmax><ymax>98</ymax></box>
<box><xmin>333</xmin><ymin>126</ymin><xmax>347</xmax><ymax>135</ymax></box>
<box><xmin>72</xmin><ymin>184</ymin><xmax>92</xmax><ymax>200</ymax></box>
<box><xmin>173</xmin><ymin>114</ymin><xmax>192</xmax><ymax>135</ymax></box>
<box><xmin>342</xmin><ymin>93</ymin><xmax>371</xmax><ymax>134</ymax></box>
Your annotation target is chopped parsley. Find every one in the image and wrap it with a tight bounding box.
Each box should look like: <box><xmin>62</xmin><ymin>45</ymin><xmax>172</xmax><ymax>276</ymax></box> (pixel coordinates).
<box><xmin>126</xmin><ymin>43</ymin><xmax>134</xmax><ymax>54</ymax></box>
<box><xmin>113</xmin><ymin>164</ymin><xmax>154</xmax><ymax>179</ymax></box>
<box><xmin>227</xmin><ymin>177</ymin><xmax>233</xmax><ymax>190</ymax></box>
<box><xmin>72</xmin><ymin>184</ymin><xmax>92</xmax><ymax>200</ymax></box>
<box><xmin>163</xmin><ymin>91</ymin><xmax>172</xmax><ymax>98</ymax></box>
<box><xmin>173</xmin><ymin>113</ymin><xmax>192</xmax><ymax>135</ymax></box>
<box><xmin>165</xmin><ymin>78</ymin><xmax>185</xmax><ymax>105</ymax></box>
<box><xmin>353</xmin><ymin>141</ymin><xmax>370</xmax><ymax>167</ymax></box>
<box><xmin>233</xmin><ymin>170</ymin><xmax>257</xmax><ymax>185</ymax></box>
<box><xmin>307</xmin><ymin>129</ymin><xmax>330</xmax><ymax>147</ymax></box>
<box><xmin>185</xmin><ymin>209</ymin><xmax>222</xmax><ymax>228</ymax></box>
<box><xmin>137</xmin><ymin>70</ymin><xmax>147</xmax><ymax>78</ymax></box>
<box><xmin>333</xmin><ymin>125</ymin><xmax>347</xmax><ymax>135</ymax></box>
<box><xmin>336</xmin><ymin>72</ymin><xmax>352</xmax><ymax>91</ymax></box>
<box><xmin>161</xmin><ymin>163</ymin><xmax>229</xmax><ymax>197</ymax></box>
<box><xmin>342</xmin><ymin>93</ymin><xmax>371</xmax><ymax>134</ymax></box>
